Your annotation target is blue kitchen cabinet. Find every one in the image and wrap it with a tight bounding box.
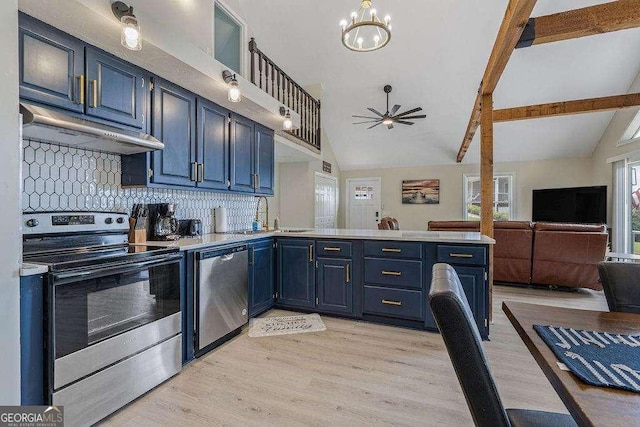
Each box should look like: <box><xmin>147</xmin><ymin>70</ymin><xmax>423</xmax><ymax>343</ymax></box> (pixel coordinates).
<box><xmin>20</xmin><ymin>274</ymin><xmax>45</xmax><ymax>405</ymax></box>
<box><xmin>254</xmin><ymin>124</ymin><xmax>275</xmax><ymax>195</ymax></box>
<box><xmin>19</xmin><ymin>13</ymin><xmax>85</xmax><ymax>114</ymax></box>
<box><xmin>151</xmin><ymin>78</ymin><xmax>197</xmax><ymax>187</ymax></box>
<box><xmin>316</xmin><ymin>258</ymin><xmax>353</xmax><ymax>315</ymax></box>
<box><xmin>454</xmin><ymin>266</ymin><xmax>488</xmax><ymax>338</ymax></box>
<box><xmin>229</xmin><ymin>113</ymin><xmax>255</xmax><ymax>192</ymax></box>
<box><xmin>249</xmin><ymin>239</ymin><xmax>275</xmax><ymax>317</ymax></box>
<box><xmin>85</xmin><ymin>47</ymin><xmax>148</xmax><ymax>130</ymax></box>
<box><xmin>276</xmin><ymin>239</ymin><xmax>316</xmax><ymax>309</ymax></box>
<box><xmin>197</xmin><ymin>98</ymin><xmax>230</xmax><ymax>191</ymax></box>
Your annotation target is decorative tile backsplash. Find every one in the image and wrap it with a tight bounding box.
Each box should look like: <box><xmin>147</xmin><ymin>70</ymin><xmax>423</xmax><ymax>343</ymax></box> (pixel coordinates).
<box><xmin>22</xmin><ymin>140</ymin><xmax>259</xmax><ymax>234</ymax></box>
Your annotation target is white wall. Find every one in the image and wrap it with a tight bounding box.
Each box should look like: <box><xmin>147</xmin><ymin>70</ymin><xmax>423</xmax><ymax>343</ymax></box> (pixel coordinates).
<box><xmin>0</xmin><ymin>0</ymin><xmax>22</xmax><ymax>404</ymax></box>
<box><xmin>338</xmin><ymin>157</ymin><xmax>596</xmax><ymax>230</ymax></box>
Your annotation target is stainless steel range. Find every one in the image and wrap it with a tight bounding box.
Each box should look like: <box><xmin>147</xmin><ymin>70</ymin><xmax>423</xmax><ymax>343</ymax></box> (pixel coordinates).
<box><xmin>23</xmin><ymin>211</ymin><xmax>183</xmax><ymax>427</ymax></box>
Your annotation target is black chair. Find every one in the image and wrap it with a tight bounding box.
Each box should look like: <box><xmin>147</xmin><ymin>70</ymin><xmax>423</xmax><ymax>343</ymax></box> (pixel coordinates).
<box><xmin>597</xmin><ymin>261</ymin><xmax>640</xmax><ymax>314</ymax></box>
<box><xmin>428</xmin><ymin>263</ymin><xmax>576</xmax><ymax>427</ymax></box>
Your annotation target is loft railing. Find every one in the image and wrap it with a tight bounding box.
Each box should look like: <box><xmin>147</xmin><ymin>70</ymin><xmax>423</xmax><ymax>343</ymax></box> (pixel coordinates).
<box><xmin>249</xmin><ymin>38</ymin><xmax>321</xmax><ymax>150</ymax></box>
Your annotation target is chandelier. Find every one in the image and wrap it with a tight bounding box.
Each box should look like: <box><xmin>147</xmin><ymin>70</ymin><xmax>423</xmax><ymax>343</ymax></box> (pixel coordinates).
<box><xmin>340</xmin><ymin>0</ymin><xmax>391</xmax><ymax>52</ymax></box>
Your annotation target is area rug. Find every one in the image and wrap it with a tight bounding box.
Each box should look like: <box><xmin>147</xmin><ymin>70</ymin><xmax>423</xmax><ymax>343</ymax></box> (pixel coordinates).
<box><xmin>248</xmin><ymin>313</ymin><xmax>326</xmax><ymax>338</ymax></box>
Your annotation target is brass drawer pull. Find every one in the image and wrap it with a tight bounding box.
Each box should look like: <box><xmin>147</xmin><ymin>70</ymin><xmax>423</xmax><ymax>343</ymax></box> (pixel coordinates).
<box><xmin>346</xmin><ymin>263</ymin><xmax>350</xmax><ymax>283</ymax></box>
<box><xmin>450</xmin><ymin>253</ymin><xmax>473</xmax><ymax>258</ymax></box>
<box><xmin>309</xmin><ymin>244</ymin><xmax>313</xmax><ymax>262</ymax></box>
<box><xmin>197</xmin><ymin>163</ymin><xmax>204</xmax><ymax>182</ymax></box>
<box><xmin>323</xmin><ymin>247</ymin><xmax>341</xmax><ymax>252</ymax></box>
<box><xmin>382</xmin><ymin>248</ymin><xmax>401</xmax><ymax>253</ymax></box>
<box><xmin>382</xmin><ymin>299</ymin><xmax>402</xmax><ymax>306</ymax></box>
<box><xmin>382</xmin><ymin>270</ymin><xmax>402</xmax><ymax>276</ymax></box>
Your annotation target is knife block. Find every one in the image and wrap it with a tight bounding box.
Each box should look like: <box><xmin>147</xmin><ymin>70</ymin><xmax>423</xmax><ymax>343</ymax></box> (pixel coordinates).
<box><xmin>128</xmin><ymin>218</ymin><xmax>147</xmax><ymax>244</ymax></box>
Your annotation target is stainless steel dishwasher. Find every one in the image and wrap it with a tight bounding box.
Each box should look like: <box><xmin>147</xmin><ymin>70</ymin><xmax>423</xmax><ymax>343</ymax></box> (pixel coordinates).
<box><xmin>195</xmin><ymin>244</ymin><xmax>248</xmax><ymax>354</ymax></box>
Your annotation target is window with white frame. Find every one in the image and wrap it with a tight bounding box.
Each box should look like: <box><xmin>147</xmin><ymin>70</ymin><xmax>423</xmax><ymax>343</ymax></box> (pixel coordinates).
<box><xmin>463</xmin><ymin>173</ymin><xmax>515</xmax><ymax>221</ymax></box>
<box><xmin>214</xmin><ymin>2</ymin><xmax>245</xmax><ymax>75</ymax></box>
<box><xmin>618</xmin><ymin>111</ymin><xmax>640</xmax><ymax>146</ymax></box>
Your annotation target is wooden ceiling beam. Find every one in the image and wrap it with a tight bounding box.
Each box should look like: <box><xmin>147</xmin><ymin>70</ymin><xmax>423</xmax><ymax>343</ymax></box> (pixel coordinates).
<box><xmin>493</xmin><ymin>93</ymin><xmax>640</xmax><ymax>122</ymax></box>
<box><xmin>517</xmin><ymin>0</ymin><xmax>640</xmax><ymax>48</ymax></box>
<box><xmin>456</xmin><ymin>0</ymin><xmax>537</xmax><ymax>163</ymax></box>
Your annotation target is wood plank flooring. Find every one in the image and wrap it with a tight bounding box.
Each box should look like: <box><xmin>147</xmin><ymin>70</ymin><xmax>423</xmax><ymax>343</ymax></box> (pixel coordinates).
<box><xmin>101</xmin><ymin>285</ymin><xmax>607</xmax><ymax>426</ymax></box>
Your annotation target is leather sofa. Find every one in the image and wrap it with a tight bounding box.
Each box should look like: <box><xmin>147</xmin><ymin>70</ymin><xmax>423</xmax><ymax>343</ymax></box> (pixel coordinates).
<box><xmin>427</xmin><ymin>220</ymin><xmax>607</xmax><ymax>290</ymax></box>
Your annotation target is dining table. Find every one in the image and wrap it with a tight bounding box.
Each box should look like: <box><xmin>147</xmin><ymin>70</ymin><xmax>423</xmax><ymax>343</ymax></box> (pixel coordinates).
<box><xmin>502</xmin><ymin>301</ymin><xmax>640</xmax><ymax>427</ymax></box>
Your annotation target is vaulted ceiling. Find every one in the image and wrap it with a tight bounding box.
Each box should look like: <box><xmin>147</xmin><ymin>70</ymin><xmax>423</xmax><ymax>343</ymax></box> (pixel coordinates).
<box><xmin>236</xmin><ymin>0</ymin><xmax>640</xmax><ymax>170</ymax></box>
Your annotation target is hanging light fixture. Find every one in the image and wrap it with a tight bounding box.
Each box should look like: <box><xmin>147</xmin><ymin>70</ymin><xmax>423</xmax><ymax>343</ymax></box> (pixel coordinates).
<box><xmin>340</xmin><ymin>0</ymin><xmax>391</xmax><ymax>52</ymax></box>
<box><xmin>280</xmin><ymin>107</ymin><xmax>292</xmax><ymax>131</ymax></box>
<box><xmin>111</xmin><ymin>1</ymin><xmax>142</xmax><ymax>51</ymax></box>
<box><xmin>222</xmin><ymin>70</ymin><xmax>241</xmax><ymax>103</ymax></box>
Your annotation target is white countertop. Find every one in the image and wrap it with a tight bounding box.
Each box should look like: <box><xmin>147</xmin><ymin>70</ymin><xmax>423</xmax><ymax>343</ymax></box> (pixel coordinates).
<box><xmin>142</xmin><ymin>228</ymin><xmax>495</xmax><ymax>251</ymax></box>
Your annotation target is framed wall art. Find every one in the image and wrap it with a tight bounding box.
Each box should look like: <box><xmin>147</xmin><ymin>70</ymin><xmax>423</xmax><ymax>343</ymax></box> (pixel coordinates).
<box><xmin>402</xmin><ymin>179</ymin><xmax>440</xmax><ymax>204</ymax></box>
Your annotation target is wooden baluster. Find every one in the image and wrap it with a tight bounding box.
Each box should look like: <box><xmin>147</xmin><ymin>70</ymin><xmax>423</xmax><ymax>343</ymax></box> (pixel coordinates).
<box><xmin>317</xmin><ymin>100</ymin><xmax>321</xmax><ymax>149</ymax></box>
<box><xmin>271</xmin><ymin>63</ymin><xmax>275</xmax><ymax>97</ymax></box>
<box><xmin>249</xmin><ymin>38</ymin><xmax>256</xmax><ymax>84</ymax></box>
<box><xmin>258</xmin><ymin>55</ymin><xmax>263</xmax><ymax>89</ymax></box>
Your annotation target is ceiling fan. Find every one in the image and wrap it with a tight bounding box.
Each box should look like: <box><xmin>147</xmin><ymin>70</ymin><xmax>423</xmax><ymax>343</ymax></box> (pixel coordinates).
<box><xmin>353</xmin><ymin>85</ymin><xmax>426</xmax><ymax>129</ymax></box>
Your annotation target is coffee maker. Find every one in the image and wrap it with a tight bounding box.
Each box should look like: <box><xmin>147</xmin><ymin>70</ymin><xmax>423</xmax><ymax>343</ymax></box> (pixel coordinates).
<box><xmin>147</xmin><ymin>203</ymin><xmax>180</xmax><ymax>241</ymax></box>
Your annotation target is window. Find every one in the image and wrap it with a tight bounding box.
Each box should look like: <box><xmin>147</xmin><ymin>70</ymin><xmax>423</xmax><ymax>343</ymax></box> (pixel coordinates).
<box><xmin>214</xmin><ymin>2</ymin><xmax>244</xmax><ymax>75</ymax></box>
<box><xmin>618</xmin><ymin>111</ymin><xmax>640</xmax><ymax>146</ymax></box>
<box><xmin>463</xmin><ymin>173</ymin><xmax>515</xmax><ymax>221</ymax></box>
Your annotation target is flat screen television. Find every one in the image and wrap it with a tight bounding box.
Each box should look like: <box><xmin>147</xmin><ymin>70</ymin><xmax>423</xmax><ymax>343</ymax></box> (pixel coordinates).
<box><xmin>532</xmin><ymin>186</ymin><xmax>607</xmax><ymax>224</ymax></box>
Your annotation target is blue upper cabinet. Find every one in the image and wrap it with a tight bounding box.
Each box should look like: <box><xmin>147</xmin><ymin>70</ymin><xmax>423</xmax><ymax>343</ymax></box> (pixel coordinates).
<box><xmin>18</xmin><ymin>13</ymin><xmax>84</xmax><ymax>114</ymax></box>
<box><xmin>229</xmin><ymin>113</ymin><xmax>255</xmax><ymax>192</ymax></box>
<box><xmin>85</xmin><ymin>47</ymin><xmax>148</xmax><ymax>130</ymax></box>
<box><xmin>151</xmin><ymin>78</ymin><xmax>197</xmax><ymax>187</ymax></box>
<box><xmin>197</xmin><ymin>98</ymin><xmax>230</xmax><ymax>191</ymax></box>
<box><xmin>255</xmin><ymin>124</ymin><xmax>275</xmax><ymax>195</ymax></box>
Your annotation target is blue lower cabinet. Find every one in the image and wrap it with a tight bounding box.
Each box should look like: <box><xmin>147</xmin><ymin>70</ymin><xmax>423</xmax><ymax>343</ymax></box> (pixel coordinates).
<box><xmin>20</xmin><ymin>274</ymin><xmax>45</xmax><ymax>405</ymax></box>
<box><xmin>363</xmin><ymin>285</ymin><xmax>424</xmax><ymax>321</ymax></box>
<box><xmin>316</xmin><ymin>257</ymin><xmax>353</xmax><ymax>315</ymax></box>
<box><xmin>453</xmin><ymin>265</ymin><xmax>488</xmax><ymax>339</ymax></box>
<box><xmin>277</xmin><ymin>239</ymin><xmax>315</xmax><ymax>309</ymax></box>
<box><xmin>249</xmin><ymin>240</ymin><xmax>275</xmax><ymax>317</ymax></box>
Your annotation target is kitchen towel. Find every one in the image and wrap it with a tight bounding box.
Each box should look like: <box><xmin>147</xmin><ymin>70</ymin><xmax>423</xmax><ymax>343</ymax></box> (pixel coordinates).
<box><xmin>214</xmin><ymin>207</ymin><xmax>228</xmax><ymax>233</ymax></box>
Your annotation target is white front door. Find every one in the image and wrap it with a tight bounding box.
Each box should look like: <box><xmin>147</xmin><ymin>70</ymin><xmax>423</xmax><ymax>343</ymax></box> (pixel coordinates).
<box><xmin>314</xmin><ymin>172</ymin><xmax>338</xmax><ymax>229</ymax></box>
<box><xmin>346</xmin><ymin>177</ymin><xmax>382</xmax><ymax>229</ymax></box>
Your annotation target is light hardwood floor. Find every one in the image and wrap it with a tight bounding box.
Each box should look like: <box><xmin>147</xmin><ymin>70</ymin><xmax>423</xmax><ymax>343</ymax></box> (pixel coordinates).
<box><xmin>101</xmin><ymin>285</ymin><xmax>608</xmax><ymax>426</ymax></box>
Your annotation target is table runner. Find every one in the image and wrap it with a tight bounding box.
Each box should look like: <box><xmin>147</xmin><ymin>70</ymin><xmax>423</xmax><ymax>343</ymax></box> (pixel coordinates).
<box><xmin>534</xmin><ymin>324</ymin><xmax>640</xmax><ymax>393</ymax></box>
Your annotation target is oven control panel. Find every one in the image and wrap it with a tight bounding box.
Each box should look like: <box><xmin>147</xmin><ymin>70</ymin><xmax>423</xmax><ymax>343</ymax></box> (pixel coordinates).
<box><xmin>22</xmin><ymin>212</ymin><xmax>129</xmax><ymax>235</ymax></box>
<box><xmin>52</xmin><ymin>215</ymin><xmax>96</xmax><ymax>226</ymax></box>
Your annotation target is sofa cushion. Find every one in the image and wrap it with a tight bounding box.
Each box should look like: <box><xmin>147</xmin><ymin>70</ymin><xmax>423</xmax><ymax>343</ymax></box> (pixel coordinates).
<box><xmin>495</xmin><ymin>221</ymin><xmax>533</xmax><ymax>230</ymax></box>
<box><xmin>534</xmin><ymin>222</ymin><xmax>606</xmax><ymax>233</ymax></box>
<box><xmin>494</xmin><ymin>226</ymin><xmax>533</xmax><ymax>284</ymax></box>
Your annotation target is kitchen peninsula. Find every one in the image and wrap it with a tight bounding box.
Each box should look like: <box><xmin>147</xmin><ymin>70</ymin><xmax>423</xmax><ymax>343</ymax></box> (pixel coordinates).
<box><xmin>145</xmin><ymin>228</ymin><xmax>494</xmax><ymax>363</ymax></box>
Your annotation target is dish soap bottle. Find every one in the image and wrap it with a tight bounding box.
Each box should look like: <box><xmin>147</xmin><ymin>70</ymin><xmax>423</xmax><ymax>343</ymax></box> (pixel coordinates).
<box><xmin>273</xmin><ymin>216</ymin><xmax>280</xmax><ymax>230</ymax></box>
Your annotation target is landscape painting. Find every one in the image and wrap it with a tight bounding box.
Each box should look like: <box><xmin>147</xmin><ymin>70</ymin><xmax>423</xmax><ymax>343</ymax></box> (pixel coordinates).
<box><xmin>402</xmin><ymin>179</ymin><xmax>440</xmax><ymax>204</ymax></box>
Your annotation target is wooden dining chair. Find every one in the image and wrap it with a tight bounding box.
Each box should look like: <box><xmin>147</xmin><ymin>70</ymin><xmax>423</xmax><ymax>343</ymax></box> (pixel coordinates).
<box><xmin>597</xmin><ymin>262</ymin><xmax>640</xmax><ymax>314</ymax></box>
<box><xmin>428</xmin><ymin>263</ymin><xmax>576</xmax><ymax>427</ymax></box>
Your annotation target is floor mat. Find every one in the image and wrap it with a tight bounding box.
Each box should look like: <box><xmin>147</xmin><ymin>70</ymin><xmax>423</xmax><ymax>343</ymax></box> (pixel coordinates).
<box><xmin>248</xmin><ymin>313</ymin><xmax>326</xmax><ymax>338</ymax></box>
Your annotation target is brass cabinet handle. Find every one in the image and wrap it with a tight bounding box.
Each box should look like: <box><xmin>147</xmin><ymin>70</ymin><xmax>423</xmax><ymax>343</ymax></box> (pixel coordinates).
<box><xmin>191</xmin><ymin>162</ymin><xmax>198</xmax><ymax>181</ymax></box>
<box><xmin>309</xmin><ymin>244</ymin><xmax>313</xmax><ymax>262</ymax></box>
<box><xmin>450</xmin><ymin>253</ymin><xmax>473</xmax><ymax>258</ymax></box>
<box><xmin>346</xmin><ymin>263</ymin><xmax>350</xmax><ymax>283</ymax></box>
<box><xmin>76</xmin><ymin>75</ymin><xmax>85</xmax><ymax>105</ymax></box>
<box><xmin>382</xmin><ymin>248</ymin><xmax>401</xmax><ymax>253</ymax></box>
<box><xmin>382</xmin><ymin>299</ymin><xmax>402</xmax><ymax>306</ymax></box>
<box><xmin>197</xmin><ymin>163</ymin><xmax>204</xmax><ymax>182</ymax></box>
<box><xmin>382</xmin><ymin>270</ymin><xmax>402</xmax><ymax>276</ymax></box>
<box><xmin>256</xmin><ymin>174</ymin><xmax>260</xmax><ymax>190</ymax></box>
<box><xmin>90</xmin><ymin>79</ymin><xmax>98</xmax><ymax>108</ymax></box>
<box><xmin>323</xmin><ymin>247</ymin><xmax>341</xmax><ymax>252</ymax></box>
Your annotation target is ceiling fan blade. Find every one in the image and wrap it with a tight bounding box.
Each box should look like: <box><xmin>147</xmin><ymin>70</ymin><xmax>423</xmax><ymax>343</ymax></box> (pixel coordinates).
<box><xmin>367</xmin><ymin>108</ymin><xmax>384</xmax><ymax>117</ymax></box>
<box><xmin>352</xmin><ymin>115</ymin><xmax>381</xmax><ymax>119</ymax></box>
<box><xmin>367</xmin><ymin>122</ymin><xmax>382</xmax><ymax>129</ymax></box>
<box><xmin>395</xmin><ymin>120</ymin><xmax>415</xmax><ymax>125</ymax></box>
<box><xmin>394</xmin><ymin>107</ymin><xmax>423</xmax><ymax>118</ymax></box>
<box><xmin>387</xmin><ymin>123</ymin><xmax>394</xmax><ymax>130</ymax></box>
<box><xmin>397</xmin><ymin>114</ymin><xmax>427</xmax><ymax>120</ymax></box>
<box><xmin>390</xmin><ymin>104</ymin><xmax>401</xmax><ymax>116</ymax></box>
<box><xmin>353</xmin><ymin>120</ymin><xmax>381</xmax><ymax>124</ymax></box>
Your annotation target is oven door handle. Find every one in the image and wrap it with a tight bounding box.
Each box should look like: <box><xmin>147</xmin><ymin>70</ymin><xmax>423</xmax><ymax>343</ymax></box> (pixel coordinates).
<box><xmin>51</xmin><ymin>254</ymin><xmax>183</xmax><ymax>283</ymax></box>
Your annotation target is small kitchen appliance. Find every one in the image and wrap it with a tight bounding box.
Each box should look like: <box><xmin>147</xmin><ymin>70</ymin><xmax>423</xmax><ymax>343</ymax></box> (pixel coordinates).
<box><xmin>148</xmin><ymin>203</ymin><xmax>180</xmax><ymax>241</ymax></box>
<box><xmin>179</xmin><ymin>219</ymin><xmax>202</xmax><ymax>237</ymax></box>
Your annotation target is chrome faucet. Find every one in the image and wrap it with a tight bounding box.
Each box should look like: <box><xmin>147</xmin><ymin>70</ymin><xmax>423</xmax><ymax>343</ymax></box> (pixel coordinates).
<box><xmin>255</xmin><ymin>196</ymin><xmax>269</xmax><ymax>231</ymax></box>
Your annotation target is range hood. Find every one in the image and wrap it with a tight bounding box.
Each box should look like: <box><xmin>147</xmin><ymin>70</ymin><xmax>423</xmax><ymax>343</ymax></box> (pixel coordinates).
<box><xmin>20</xmin><ymin>103</ymin><xmax>164</xmax><ymax>155</ymax></box>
